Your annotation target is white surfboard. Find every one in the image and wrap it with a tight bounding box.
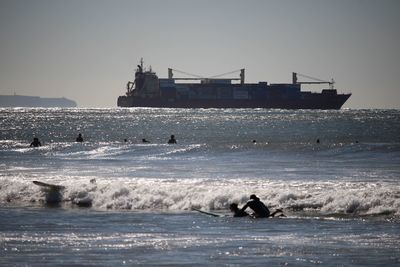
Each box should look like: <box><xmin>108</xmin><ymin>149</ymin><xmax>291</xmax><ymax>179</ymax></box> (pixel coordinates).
<box><xmin>33</xmin><ymin>180</ymin><xmax>65</xmax><ymax>191</ymax></box>
<box><xmin>192</xmin><ymin>208</ymin><xmax>226</xmax><ymax>217</ymax></box>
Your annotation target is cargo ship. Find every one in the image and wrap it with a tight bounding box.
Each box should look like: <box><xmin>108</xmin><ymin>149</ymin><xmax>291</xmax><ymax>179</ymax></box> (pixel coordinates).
<box><xmin>117</xmin><ymin>59</ymin><xmax>351</xmax><ymax>109</ymax></box>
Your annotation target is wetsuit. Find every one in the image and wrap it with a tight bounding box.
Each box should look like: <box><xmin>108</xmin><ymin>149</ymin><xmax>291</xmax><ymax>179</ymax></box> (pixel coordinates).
<box><xmin>240</xmin><ymin>198</ymin><xmax>270</xmax><ymax>218</ymax></box>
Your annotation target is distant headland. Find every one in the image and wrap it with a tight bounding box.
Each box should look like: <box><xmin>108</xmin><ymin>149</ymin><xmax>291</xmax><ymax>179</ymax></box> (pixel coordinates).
<box><xmin>0</xmin><ymin>94</ymin><xmax>77</xmax><ymax>107</ymax></box>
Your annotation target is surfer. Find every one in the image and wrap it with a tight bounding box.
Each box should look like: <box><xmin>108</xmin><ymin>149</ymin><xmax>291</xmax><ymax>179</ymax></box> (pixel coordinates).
<box><xmin>30</xmin><ymin>137</ymin><xmax>42</xmax><ymax>147</ymax></box>
<box><xmin>33</xmin><ymin>180</ymin><xmax>94</xmax><ymax>207</ymax></box>
<box><xmin>168</xmin><ymin>135</ymin><xmax>177</xmax><ymax>144</ymax></box>
<box><xmin>76</xmin><ymin>133</ymin><xmax>83</xmax><ymax>142</ymax></box>
<box><xmin>142</xmin><ymin>138</ymin><xmax>150</xmax><ymax>143</ymax></box>
<box><xmin>239</xmin><ymin>194</ymin><xmax>284</xmax><ymax>218</ymax></box>
<box><xmin>240</xmin><ymin>194</ymin><xmax>270</xmax><ymax>218</ymax></box>
<box><xmin>33</xmin><ymin>181</ymin><xmax>64</xmax><ymax>205</ymax></box>
<box><xmin>230</xmin><ymin>203</ymin><xmax>249</xmax><ymax>217</ymax></box>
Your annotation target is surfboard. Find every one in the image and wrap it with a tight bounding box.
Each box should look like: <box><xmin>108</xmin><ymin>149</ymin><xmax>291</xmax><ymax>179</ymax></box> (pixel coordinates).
<box><xmin>33</xmin><ymin>180</ymin><xmax>65</xmax><ymax>191</ymax></box>
<box><xmin>192</xmin><ymin>208</ymin><xmax>226</xmax><ymax>217</ymax></box>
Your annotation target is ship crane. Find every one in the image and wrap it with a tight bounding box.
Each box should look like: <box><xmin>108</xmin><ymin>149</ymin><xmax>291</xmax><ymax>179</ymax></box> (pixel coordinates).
<box><xmin>168</xmin><ymin>68</ymin><xmax>245</xmax><ymax>84</ymax></box>
<box><xmin>293</xmin><ymin>72</ymin><xmax>335</xmax><ymax>89</ymax></box>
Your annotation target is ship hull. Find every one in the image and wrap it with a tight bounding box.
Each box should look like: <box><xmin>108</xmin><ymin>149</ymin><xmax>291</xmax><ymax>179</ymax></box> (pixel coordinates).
<box><xmin>118</xmin><ymin>93</ymin><xmax>351</xmax><ymax>110</ymax></box>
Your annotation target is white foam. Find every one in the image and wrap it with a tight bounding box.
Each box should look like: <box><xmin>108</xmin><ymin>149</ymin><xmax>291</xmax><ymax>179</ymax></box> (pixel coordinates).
<box><xmin>1</xmin><ymin>177</ymin><xmax>399</xmax><ymax>216</ymax></box>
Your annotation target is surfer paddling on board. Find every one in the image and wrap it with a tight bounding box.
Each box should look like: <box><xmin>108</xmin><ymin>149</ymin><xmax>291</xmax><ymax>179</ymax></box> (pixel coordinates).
<box><xmin>234</xmin><ymin>194</ymin><xmax>284</xmax><ymax>218</ymax></box>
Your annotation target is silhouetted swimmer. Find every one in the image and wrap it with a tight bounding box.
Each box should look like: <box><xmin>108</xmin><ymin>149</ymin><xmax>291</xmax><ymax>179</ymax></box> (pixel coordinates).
<box><xmin>142</xmin><ymin>138</ymin><xmax>150</xmax><ymax>143</ymax></box>
<box><xmin>316</xmin><ymin>139</ymin><xmax>320</xmax><ymax>144</ymax></box>
<box><xmin>168</xmin><ymin>135</ymin><xmax>177</xmax><ymax>144</ymax></box>
<box><xmin>252</xmin><ymin>140</ymin><xmax>257</xmax><ymax>144</ymax></box>
<box><xmin>30</xmin><ymin>137</ymin><xmax>42</xmax><ymax>147</ymax></box>
<box><xmin>124</xmin><ymin>138</ymin><xmax>128</xmax><ymax>142</ymax></box>
<box><xmin>230</xmin><ymin>203</ymin><xmax>249</xmax><ymax>217</ymax></box>
<box><xmin>76</xmin><ymin>133</ymin><xmax>83</xmax><ymax>142</ymax></box>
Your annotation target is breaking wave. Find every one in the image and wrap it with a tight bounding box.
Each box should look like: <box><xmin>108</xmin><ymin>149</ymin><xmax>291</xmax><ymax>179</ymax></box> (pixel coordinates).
<box><xmin>1</xmin><ymin>177</ymin><xmax>398</xmax><ymax>217</ymax></box>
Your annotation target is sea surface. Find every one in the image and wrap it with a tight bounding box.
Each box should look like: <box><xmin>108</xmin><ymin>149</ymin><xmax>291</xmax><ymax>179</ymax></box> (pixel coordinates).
<box><xmin>0</xmin><ymin>108</ymin><xmax>399</xmax><ymax>266</ymax></box>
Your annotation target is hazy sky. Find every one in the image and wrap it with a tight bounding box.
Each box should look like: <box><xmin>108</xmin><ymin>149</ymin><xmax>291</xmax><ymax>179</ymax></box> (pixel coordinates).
<box><xmin>1</xmin><ymin>0</ymin><xmax>399</xmax><ymax>108</ymax></box>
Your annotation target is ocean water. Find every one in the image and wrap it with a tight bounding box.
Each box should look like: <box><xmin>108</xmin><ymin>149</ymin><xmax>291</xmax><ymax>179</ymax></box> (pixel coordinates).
<box><xmin>0</xmin><ymin>108</ymin><xmax>399</xmax><ymax>266</ymax></box>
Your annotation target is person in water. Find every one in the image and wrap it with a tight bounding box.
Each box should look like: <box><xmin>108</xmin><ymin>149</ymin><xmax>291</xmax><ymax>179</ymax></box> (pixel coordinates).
<box><xmin>239</xmin><ymin>194</ymin><xmax>284</xmax><ymax>218</ymax></box>
<box><xmin>76</xmin><ymin>133</ymin><xmax>83</xmax><ymax>142</ymax></box>
<box><xmin>168</xmin><ymin>135</ymin><xmax>177</xmax><ymax>144</ymax></box>
<box><xmin>30</xmin><ymin>137</ymin><xmax>42</xmax><ymax>147</ymax></box>
<box><xmin>142</xmin><ymin>138</ymin><xmax>150</xmax><ymax>143</ymax></box>
<box><xmin>230</xmin><ymin>203</ymin><xmax>249</xmax><ymax>217</ymax></box>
